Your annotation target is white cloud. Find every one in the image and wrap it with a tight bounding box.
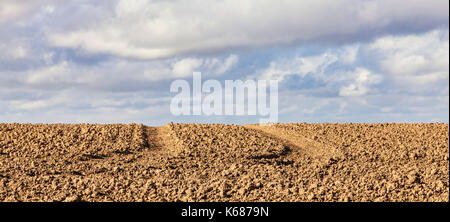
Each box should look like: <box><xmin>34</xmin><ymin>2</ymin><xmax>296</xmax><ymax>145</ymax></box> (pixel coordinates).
<box><xmin>172</xmin><ymin>54</ymin><xmax>238</xmax><ymax>77</ymax></box>
<box><xmin>25</xmin><ymin>61</ymin><xmax>74</xmax><ymax>85</ymax></box>
<box><xmin>46</xmin><ymin>0</ymin><xmax>448</xmax><ymax>59</ymax></box>
<box><xmin>10</xmin><ymin>99</ymin><xmax>52</xmax><ymax>110</ymax></box>
<box><xmin>339</xmin><ymin>45</ymin><xmax>360</xmax><ymax>64</ymax></box>
<box><xmin>172</xmin><ymin>58</ymin><xmax>204</xmax><ymax>78</ymax></box>
<box><xmin>3</xmin><ymin>87</ymin><xmax>173</xmax><ymax>125</ymax></box>
<box><xmin>253</xmin><ymin>49</ymin><xmax>384</xmax><ymax>98</ymax></box>
<box><xmin>0</xmin><ymin>43</ymin><xmax>27</xmax><ymax>60</ymax></box>
<box><xmin>214</xmin><ymin>54</ymin><xmax>239</xmax><ymax>75</ymax></box>
<box><xmin>254</xmin><ymin>28</ymin><xmax>448</xmax><ymax>97</ymax></box>
<box><xmin>256</xmin><ymin>53</ymin><xmax>338</xmax><ymax>81</ymax></box>
<box><xmin>367</xmin><ymin>29</ymin><xmax>449</xmax><ymax>89</ymax></box>
<box><xmin>0</xmin><ymin>54</ymin><xmax>239</xmax><ymax>92</ymax></box>
<box><xmin>43</xmin><ymin>5</ymin><xmax>55</xmax><ymax>14</ymax></box>
<box><xmin>339</xmin><ymin>68</ymin><xmax>382</xmax><ymax>97</ymax></box>
<box><xmin>364</xmin><ymin>29</ymin><xmax>449</xmax><ymax>96</ymax></box>
<box><xmin>255</xmin><ymin>43</ymin><xmax>366</xmax><ymax>82</ymax></box>
<box><xmin>0</xmin><ymin>0</ymin><xmax>51</xmax><ymax>23</ymax></box>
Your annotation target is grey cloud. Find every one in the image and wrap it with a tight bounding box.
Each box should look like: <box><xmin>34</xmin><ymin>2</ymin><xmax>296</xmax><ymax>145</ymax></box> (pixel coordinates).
<box><xmin>0</xmin><ymin>54</ymin><xmax>239</xmax><ymax>93</ymax></box>
<box><xmin>44</xmin><ymin>0</ymin><xmax>449</xmax><ymax>59</ymax></box>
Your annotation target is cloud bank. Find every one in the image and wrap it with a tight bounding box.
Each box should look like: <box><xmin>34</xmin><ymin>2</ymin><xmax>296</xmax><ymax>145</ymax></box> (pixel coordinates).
<box><xmin>0</xmin><ymin>0</ymin><xmax>448</xmax><ymax>124</ymax></box>
<box><xmin>47</xmin><ymin>0</ymin><xmax>448</xmax><ymax>59</ymax></box>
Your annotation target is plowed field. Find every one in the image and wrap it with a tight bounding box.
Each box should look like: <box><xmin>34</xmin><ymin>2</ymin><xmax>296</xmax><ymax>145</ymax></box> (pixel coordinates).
<box><xmin>0</xmin><ymin>123</ymin><xmax>448</xmax><ymax>202</ymax></box>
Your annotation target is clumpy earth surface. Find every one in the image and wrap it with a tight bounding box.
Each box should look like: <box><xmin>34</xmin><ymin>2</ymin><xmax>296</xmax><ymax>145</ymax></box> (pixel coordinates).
<box><xmin>0</xmin><ymin>123</ymin><xmax>448</xmax><ymax>202</ymax></box>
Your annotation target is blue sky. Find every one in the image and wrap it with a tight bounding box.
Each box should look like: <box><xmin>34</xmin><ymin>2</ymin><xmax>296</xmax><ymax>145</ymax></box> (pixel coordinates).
<box><xmin>0</xmin><ymin>0</ymin><xmax>448</xmax><ymax>125</ymax></box>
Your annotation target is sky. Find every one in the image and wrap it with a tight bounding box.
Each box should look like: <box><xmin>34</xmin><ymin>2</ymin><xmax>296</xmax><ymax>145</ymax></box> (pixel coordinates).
<box><xmin>0</xmin><ymin>0</ymin><xmax>449</xmax><ymax>125</ymax></box>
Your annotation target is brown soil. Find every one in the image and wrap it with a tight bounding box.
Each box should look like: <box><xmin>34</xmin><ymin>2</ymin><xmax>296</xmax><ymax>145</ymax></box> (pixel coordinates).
<box><xmin>0</xmin><ymin>123</ymin><xmax>448</xmax><ymax>202</ymax></box>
